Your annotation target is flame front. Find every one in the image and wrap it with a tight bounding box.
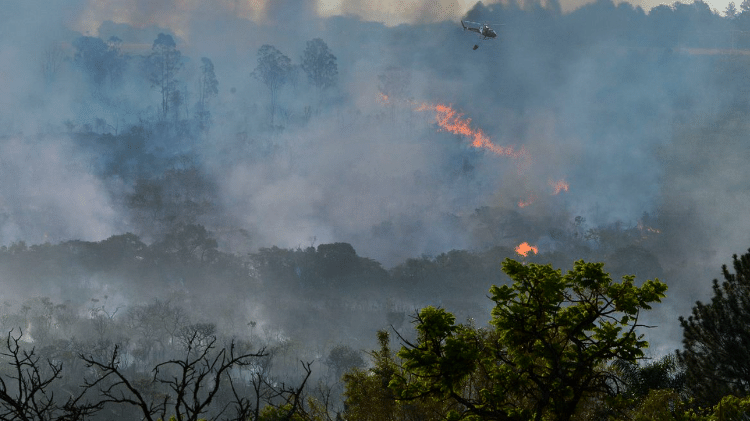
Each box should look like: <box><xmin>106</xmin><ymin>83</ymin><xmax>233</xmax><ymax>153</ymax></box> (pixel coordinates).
<box><xmin>376</xmin><ymin>97</ymin><xmax>574</xmax><ymax>210</ymax></box>
<box><xmin>515</xmin><ymin>242</ymin><xmax>538</xmax><ymax>257</ymax></box>
<box><xmin>415</xmin><ymin>103</ymin><xmax>526</xmax><ymax>159</ymax></box>
<box><xmin>637</xmin><ymin>221</ymin><xmax>661</xmax><ymax>235</ymax></box>
<box><xmin>550</xmin><ymin>179</ymin><xmax>569</xmax><ymax>195</ymax></box>
<box><xmin>518</xmin><ymin>195</ymin><xmax>535</xmax><ymax>208</ymax></box>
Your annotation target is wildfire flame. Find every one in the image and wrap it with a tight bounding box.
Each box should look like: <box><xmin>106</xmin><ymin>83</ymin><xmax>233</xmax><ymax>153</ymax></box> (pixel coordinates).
<box><xmin>550</xmin><ymin>179</ymin><xmax>569</xmax><ymax>195</ymax></box>
<box><xmin>376</xmin><ymin>96</ymin><xmax>575</xmax><ymax>208</ymax></box>
<box><xmin>515</xmin><ymin>242</ymin><xmax>538</xmax><ymax>257</ymax></box>
<box><xmin>518</xmin><ymin>195</ymin><xmax>535</xmax><ymax>208</ymax></box>
<box><xmin>415</xmin><ymin>103</ymin><xmax>527</xmax><ymax>159</ymax></box>
<box><xmin>637</xmin><ymin>221</ymin><xmax>661</xmax><ymax>235</ymax></box>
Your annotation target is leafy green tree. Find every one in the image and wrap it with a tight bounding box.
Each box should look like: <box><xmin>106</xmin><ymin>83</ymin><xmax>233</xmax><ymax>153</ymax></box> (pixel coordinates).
<box><xmin>678</xmin><ymin>249</ymin><xmax>750</xmax><ymax>407</ymax></box>
<box><xmin>343</xmin><ymin>331</ymin><xmax>448</xmax><ymax>421</ymax></box>
<box><xmin>615</xmin><ymin>353</ymin><xmax>686</xmax><ymax>400</ymax></box>
<box><xmin>387</xmin><ymin>258</ymin><xmax>667</xmax><ymax>421</ymax></box>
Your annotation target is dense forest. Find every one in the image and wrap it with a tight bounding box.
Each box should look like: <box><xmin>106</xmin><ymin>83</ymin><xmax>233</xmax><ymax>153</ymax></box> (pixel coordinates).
<box><xmin>3</xmin><ymin>0</ymin><xmax>750</xmax><ymax>418</ymax></box>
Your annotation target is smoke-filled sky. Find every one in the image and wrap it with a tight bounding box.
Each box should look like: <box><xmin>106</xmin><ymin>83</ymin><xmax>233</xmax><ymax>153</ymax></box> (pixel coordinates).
<box><xmin>66</xmin><ymin>0</ymin><xmax>734</xmax><ymax>37</ymax></box>
<box><xmin>5</xmin><ymin>0</ymin><xmax>750</xmax><ymax>356</ymax></box>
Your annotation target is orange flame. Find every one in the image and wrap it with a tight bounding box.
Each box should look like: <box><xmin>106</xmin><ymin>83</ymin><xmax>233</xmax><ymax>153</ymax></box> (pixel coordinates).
<box><xmin>637</xmin><ymin>221</ymin><xmax>661</xmax><ymax>235</ymax></box>
<box><xmin>378</xmin><ymin>93</ymin><xmax>389</xmax><ymax>104</ymax></box>
<box><xmin>515</xmin><ymin>242</ymin><xmax>538</xmax><ymax>257</ymax></box>
<box><xmin>518</xmin><ymin>196</ymin><xmax>535</xmax><ymax>208</ymax></box>
<box><xmin>415</xmin><ymin>103</ymin><xmax>527</xmax><ymax>159</ymax></box>
<box><xmin>550</xmin><ymin>179</ymin><xmax>569</xmax><ymax>195</ymax></box>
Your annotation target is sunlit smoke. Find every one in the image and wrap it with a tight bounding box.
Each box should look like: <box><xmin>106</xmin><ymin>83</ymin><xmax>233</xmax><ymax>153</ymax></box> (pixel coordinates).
<box><xmin>515</xmin><ymin>242</ymin><xmax>538</xmax><ymax>257</ymax></box>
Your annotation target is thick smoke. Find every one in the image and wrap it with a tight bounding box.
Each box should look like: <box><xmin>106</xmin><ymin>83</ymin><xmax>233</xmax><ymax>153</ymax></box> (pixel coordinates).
<box><xmin>1</xmin><ymin>0</ymin><xmax>749</xmax><ymax>355</ymax></box>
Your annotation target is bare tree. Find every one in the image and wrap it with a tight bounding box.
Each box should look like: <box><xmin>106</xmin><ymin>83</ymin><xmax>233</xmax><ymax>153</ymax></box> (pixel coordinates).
<box><xmin>81</xmin><ymin>336</ymin><xmax>266</xmax><ymax>421</ymax></box>
<box><xmin>0</xmin><ymin>330</ymin><xmax>100</xmax><ymax>421</ymax></box>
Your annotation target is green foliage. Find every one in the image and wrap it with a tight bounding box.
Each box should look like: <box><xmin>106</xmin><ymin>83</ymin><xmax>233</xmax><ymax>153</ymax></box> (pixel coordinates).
<box><xmin>678</xmin><ymin>249</ymin><xmax>750</xmax><ymax>407</ymax></box>
<box><xmin>258</xmin><ymin>403</ymin><xmax>308</xmax><ymax>421</ymax></box>
<box><xmin>628</xmin><ymin>389</ymin><xmax>696</xmax><ymax>421</ymax></box>
<box><xmin>343</xmin><ymin>331</ymin><xmax>449</xmax><ymax>421</ymax></box>
<box><xmin>620</xmin><ymin>392</ymin><xmax>750</xmax><ymax>421</ymax></box>
<box><xmin>384</xmin><ymin>258</ymin><xmax>667</xmax><ymax>421</ymax></box>
<box><xmin>615</xmin><ymin>353</ymin><xmax>686</xmax><ymax>400</ymax></box>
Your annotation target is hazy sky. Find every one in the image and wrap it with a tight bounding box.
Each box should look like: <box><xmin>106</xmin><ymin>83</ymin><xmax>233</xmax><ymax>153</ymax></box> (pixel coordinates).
<box><xmin>316</xmin><ymin>0</ymin><xmax>731</xmax><ymax>21</ymax></box>
<box><xmin>71</xmin><ymin>0</ymin><xmax>732</xmax><ymax>38</ymax></box>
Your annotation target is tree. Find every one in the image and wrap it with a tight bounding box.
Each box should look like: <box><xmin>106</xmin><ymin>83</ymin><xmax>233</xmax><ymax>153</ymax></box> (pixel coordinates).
<box><xmin>153</xmin><ymin>223</ymin><xmax>218</xmax><ymax>264</ymax></box>
<box><xmin>726</xmin><ymin>1</ymin><xmax>738</xmax><ymax>18</ymax></box>
<box><xmin>615</xmin><ymin>353</ymin><xmax>686</xmax><ymax>401</ymax></box>
<box><xmin>0</xmin><ymin>330</ymin><xmax>100</xmax><ymax>420</ymax></box>
<box><xmin>148</xmin><ymin>33</ymin><xmax>183</xmax><ymax>120</ymax></box>
<box><xmin>343</xmin><ymin>331</ymin><xmax>447</xmax><ymax>421</ymax></box>
<box><xmin>678</xmin><ymin>249</ymin><xmax>750</xmax><ymax>407</ymax></box>
<box><xmin>195</xmin><ymin>57</ymin><xmax>219</xmax><ymax>130</ymax></box>
<box><xmin>325</xmin><ymin>345</ymin><xmax>365</xmax><ymax>381</ymax></box>
<box><xmin>252</xmin><ymin>45</ymin><xmax>293</xmax><ymax>126</ymax></box>
<box><xmin>385</xmin><ymin>258</ymin><xmax>667</xmax><ymax>421</ymax></box>
<box><xmin>300</xmin><ymin>38</ymin><xmax>338</xmax><ymax>91</ymax></box>
<box><xmin>41</xmin><ymin>43</ymin><xmax>65</xmax><ymax>84</ymax></box>
<box><xmin>81</xmin><ymin>337</ymin><xmax>267</xmax><ymax>421</ymax></box>
<box><xmin>72</xmin><ymin>36</ymin><xmax>124</xmax><ymax>87</ymax></box>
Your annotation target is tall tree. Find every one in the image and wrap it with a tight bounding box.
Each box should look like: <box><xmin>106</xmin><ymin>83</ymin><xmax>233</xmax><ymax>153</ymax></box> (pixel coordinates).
<box><xmin>678</xmin><ymin>249</ymin><xmax>750</xmax><ymax>407</ymax></box>
<box><xmin>252</xmin><ymin>45</ymin><xmax>293</xmax><ymax>126</ymax></box>
<box><xmin>300</xmin><ymin>38</ymin><xmax>338</xmax><ymax>91</ymax></box>
<box><xmin>195</xmin><ymin>57</ymin><xmax>218</xmax><ymax>130</ymax></box>
<box><xmin>148</xmin><ymin>33</ymin><xmax>183</xmax><ymax>120</ymax></box>
<box><xmin>381</xmin><ymin>258</ymin><xmax>667</xmax><ymax>421</ymax></box>
<box><xmin>41</xmin><ymin>43</ymin><xmax>65</xmax><ymax>84</ymax></box>
<box><xmin>726</xmin><ymin>1</ymin><xmax>738</xmax><ymax>18</ymax></box>
<box><xmin>72</xmin><ymin>36</ymin><xmax>124</xmax><ymax>87</ymax></box>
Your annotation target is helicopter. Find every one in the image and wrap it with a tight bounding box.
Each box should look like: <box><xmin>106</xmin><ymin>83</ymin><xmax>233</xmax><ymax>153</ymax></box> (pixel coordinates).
<box><xmin>461</xmin><ymin>20</ymin><xmax>499</xmax><ymax>49</ymax></box>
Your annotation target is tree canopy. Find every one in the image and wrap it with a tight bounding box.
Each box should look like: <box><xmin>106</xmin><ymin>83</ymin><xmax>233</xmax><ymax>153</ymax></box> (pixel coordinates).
<box><xmin>300</xmin><ymin>38</ymin><xmax>338</xmax><ymax>91</ymax></box>
<box><xmin>678</xmin><ymin>249</ymin><xmax>750</xmax><ymax>407</ymax></box>
<box><xmin>346</xmin><ymin>258</ymin><xmax>668</xmax><ymax>421</ymax></box>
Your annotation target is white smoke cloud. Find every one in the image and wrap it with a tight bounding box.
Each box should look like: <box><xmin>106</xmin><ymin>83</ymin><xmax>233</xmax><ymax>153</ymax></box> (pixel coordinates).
<box><xmin>0</xmin><ymin>136</ymin><xmax>123</xmax><ymax>245</ymax></box>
